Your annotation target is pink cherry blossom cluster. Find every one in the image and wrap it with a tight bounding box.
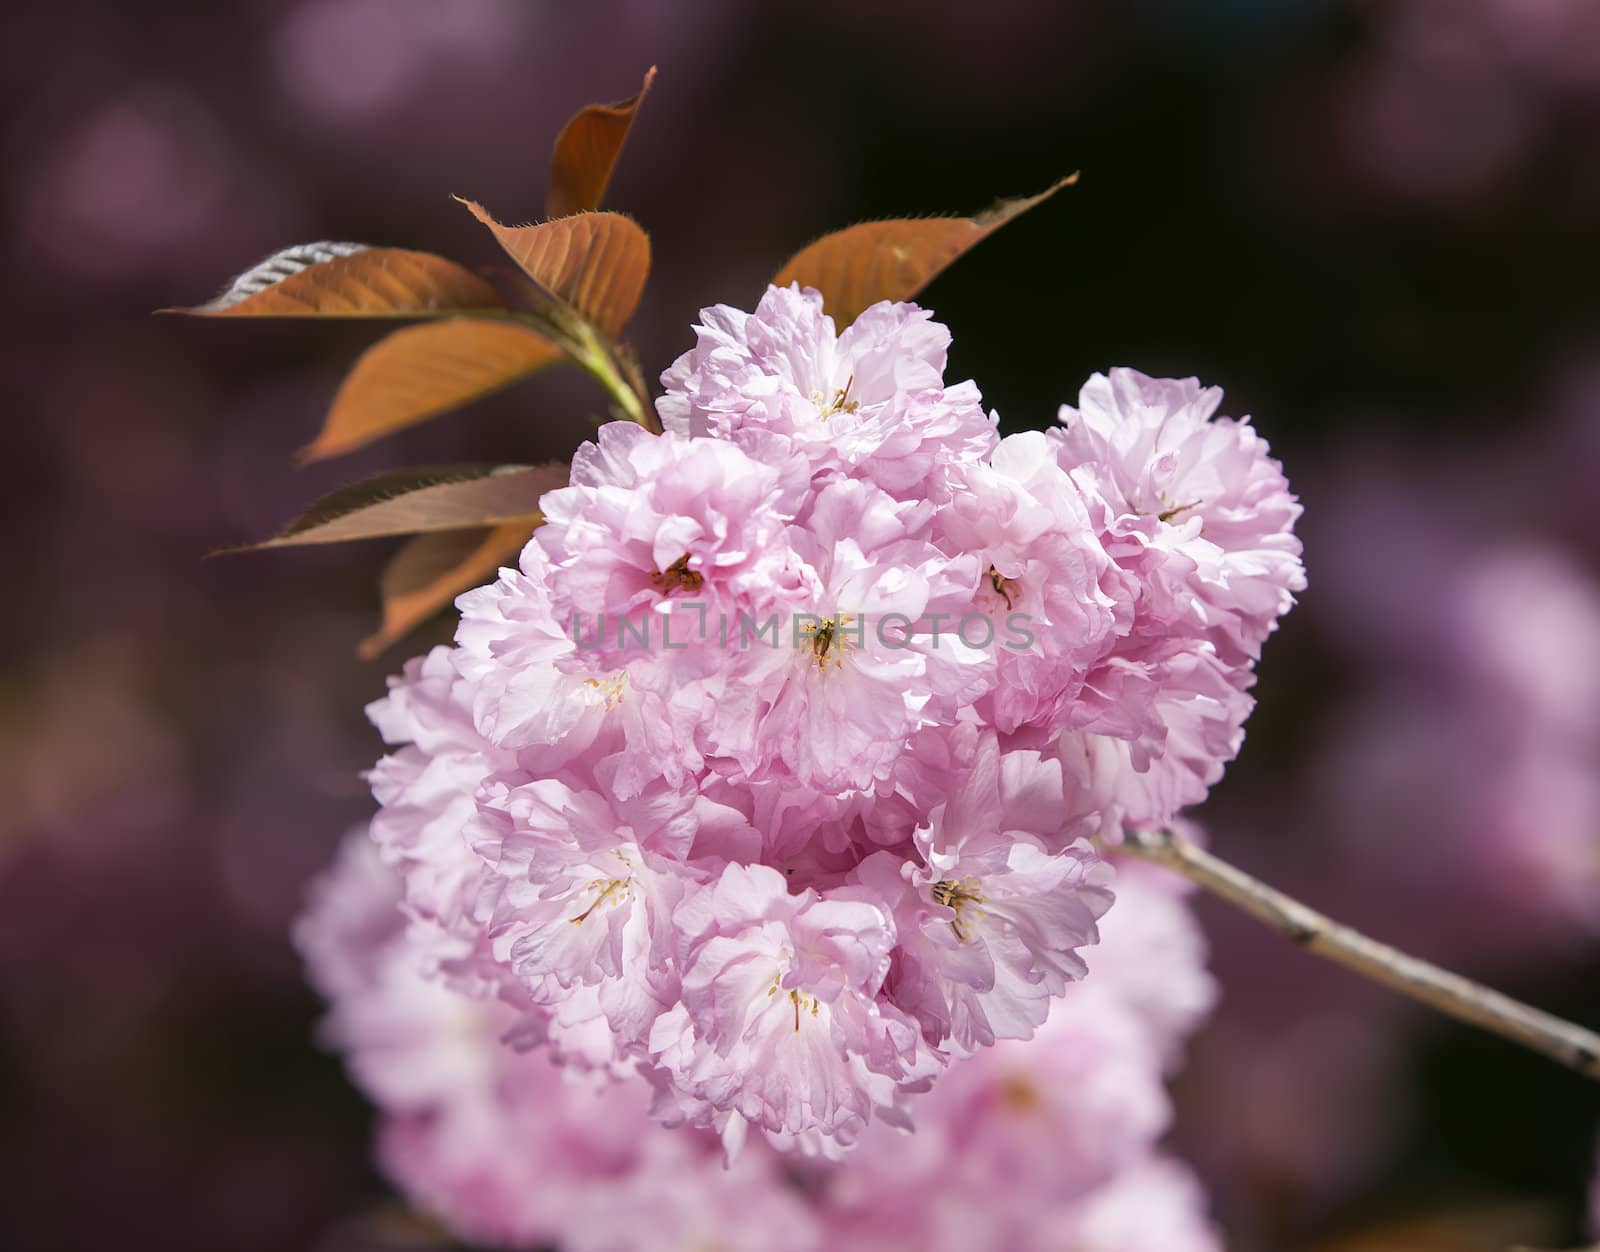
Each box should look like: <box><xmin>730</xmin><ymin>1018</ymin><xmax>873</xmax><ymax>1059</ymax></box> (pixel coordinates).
<box><xmin>355</xmin><ymin>283</ymin><xmax>1304</xmax><ymax>1159</ymax></box>
<box><xmin>296</xmin><ymin>827</ymin><xmax>1222</xmax><ymax>1251</ymax></box>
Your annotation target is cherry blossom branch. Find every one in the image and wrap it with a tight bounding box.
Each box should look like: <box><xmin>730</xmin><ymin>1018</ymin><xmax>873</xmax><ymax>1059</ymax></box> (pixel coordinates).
<box><xmin>1119</xmin><ymin>827</ymin><xmax>1600</xmax><ymax>1081</ymax></box>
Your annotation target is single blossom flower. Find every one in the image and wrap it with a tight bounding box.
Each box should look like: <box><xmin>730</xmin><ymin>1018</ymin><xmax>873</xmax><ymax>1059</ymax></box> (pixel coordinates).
<box><xmin>862</xmin><ymin>732</ymin><xmax>1112</xmax><ymax>1054</ymax></box>
<box><xmin>649</xmin><ymin>862</ymin><xmax>937</xmax><ymax>1156</ymax></box>
<box><xmin>937</xmin><ymin>429</ymin><xmax>1127</xmax><ymax>736</ymax></box>
<box><xmin>658</xmin><ymin>283</ymin><xmax>999</xmax><ymax>498</ymax></box>
<box><xmin>536</xmin><ymin>421</ymin><xmax>803</xmax><ymax>667</ymax></box>
<box><xmin>1055</xmin><ymin>367</ymin><xmax>1305</xmax><ymax>670</ymax></box>
<box><xmin>731</xmin><ymin>477</ymin><xmax>990</xmax><ymax>792</ymax></box>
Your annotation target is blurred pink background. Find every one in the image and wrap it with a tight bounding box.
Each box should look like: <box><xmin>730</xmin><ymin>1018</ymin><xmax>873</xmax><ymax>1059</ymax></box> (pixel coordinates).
<box><xmin>3</xmin><ymin>2</ymin><xmax>1598</xmax><ymax>1248</ymax></box>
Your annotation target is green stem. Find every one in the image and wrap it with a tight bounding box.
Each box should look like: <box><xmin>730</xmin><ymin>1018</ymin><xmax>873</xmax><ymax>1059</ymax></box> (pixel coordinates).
<box><xmin>571</xmin><ymin>324</ymin><xmax>656</xmax><ymax>432</ymax></box>
<box><xmin>497</xmin><ymin>307</ymin><xmax>655</xmax><ymax>432</ymax></box>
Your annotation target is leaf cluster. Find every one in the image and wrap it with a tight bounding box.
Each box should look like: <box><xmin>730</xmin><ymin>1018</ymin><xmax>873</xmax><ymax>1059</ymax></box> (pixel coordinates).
<box><xmin>177</xmin><ymin>68</ymin><xmax>1070</xmax><ymax>655</ymax></box>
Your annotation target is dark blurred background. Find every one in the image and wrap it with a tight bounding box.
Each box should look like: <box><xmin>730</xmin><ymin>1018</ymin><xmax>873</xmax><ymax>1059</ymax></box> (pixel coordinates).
<box><xmin>3</xmin><ymin>1</ymin><xmax>1598</xmax><ymax>1249</ymax></box>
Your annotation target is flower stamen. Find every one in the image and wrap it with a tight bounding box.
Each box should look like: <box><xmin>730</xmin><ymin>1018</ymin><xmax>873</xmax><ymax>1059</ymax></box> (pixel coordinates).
<box><xmin>651</xmin><ymin>553</ymin><xmax>704</xmax><ymax>595</ymax></box>
<box><xmin>931</xmin><ymin>877</ymin><xmax>984</xmax><ymax>942</ymax></box>
<box><xmin>799</xmin><ymin>614</ymin><xmax>854</xmax><ymax>671</ymax></box>
<box><xmin>569</xmin><ymin>876</ymin><xmax>631</xmax><ymax>925</ymax></box>
<box><xmin>582</xmin><ymin>673</ymin><xmax>627</xmax><ymax>708</ymax></box>
<box><xmin>813</xmin><ymin>372</ymin><xmax>860</xmax><ymax>420</ymax></box>
<box><xmin>986</xmin><ymin>565</ymin><xmax>1020</xmax><ymax>610</ymax></box>
<box><xmin>788</xmin><ymin>988</ymin><xmax>820</xmax><ymax>1032</ymax></box>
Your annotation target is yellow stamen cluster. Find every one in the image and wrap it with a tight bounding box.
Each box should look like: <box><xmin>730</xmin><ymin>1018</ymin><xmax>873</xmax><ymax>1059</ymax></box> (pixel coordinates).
<box><xmin>930</xmin><ymin>877</ymin><xmax>984</xmax><ymax>942</ymax></box>
<box><xmin>569</xmin><ymin>876</ymin><xmax>631</xmax><ymax>925</ymax></box>
<box><xmin>799</xmin><ymin>614</ymin><xmax>854</xmax><ymax>671</ymax></box>
<box><xmin>583</xmin><ymin>673</ymin><xmax>627</xmax><ymax>709</ymax></box>
<box><xmin>765</xmin><ymin>974</ymin><xmax>821</xmax><ymax>1031</ymax></box>
<box><xmin>813</xmin><ymin>372</ymin><xmax>860</xmax><ymax>420</ymax></box>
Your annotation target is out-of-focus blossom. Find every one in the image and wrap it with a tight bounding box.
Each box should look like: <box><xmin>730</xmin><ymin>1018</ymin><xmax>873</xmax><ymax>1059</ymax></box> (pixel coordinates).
<box><xmin>1312</xmin><ymin>528</ymin><xmax>1600</xmax><ymax>955</ymax></box>
<box><xmin>1185</xmin><ymin>419</ymin><xmax>1600</xmax><ymax>1230</ymax></box>
<box><xmin>272</xmin><ymin>0</ymin><xmax>533</xmax><ymax>122</ymax></box>
<box><xmin>296</xmin><ymin>832</ymin><xmax>816</xmax><ymax>1250</ymax></box>
<box><xmin>298</xmin><ymin>831</ymin><xmax>1220</xmax><ymax>1252</ymax></box>
<box><xmin>15</xmin><ymin>84</ymin><xmax>307</xmax><ymax>284</ymax></box>
<box><xmin>1326</xmin><ymin>0</ymin><xmax>1600</xmax><ymax>205</ymax></box>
